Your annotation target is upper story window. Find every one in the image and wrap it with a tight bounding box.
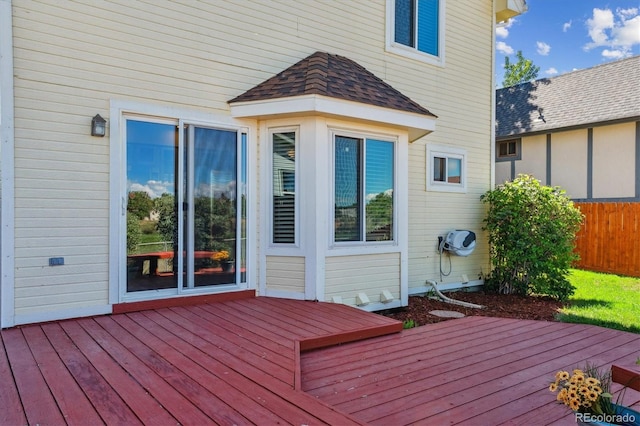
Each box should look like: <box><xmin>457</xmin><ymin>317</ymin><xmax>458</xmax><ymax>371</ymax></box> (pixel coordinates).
<box><xmin>426</xmin><ymin>144</ymin><xmax>466</xmax><ymax>193</ymax></box>
<box><xmin>334</xmin><ymin>133</ymin><xmax>396</xmax><ymax>243</ymax></box>
<box><xmin>387</xmin><ymin>0</ymin><xmax>444</xmax><ymax>65</ymax></box>
<box><xmin>496</xmin><ymin>139</ymin><xmax>521</xmax><ymax>161</ymax></box>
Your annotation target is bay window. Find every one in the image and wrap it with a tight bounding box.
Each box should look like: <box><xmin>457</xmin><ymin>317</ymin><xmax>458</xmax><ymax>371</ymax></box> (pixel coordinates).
<box><xmin>334</xmin><ymin>134</ymin><xmax>395</xmax><ymax>243</ymax></box>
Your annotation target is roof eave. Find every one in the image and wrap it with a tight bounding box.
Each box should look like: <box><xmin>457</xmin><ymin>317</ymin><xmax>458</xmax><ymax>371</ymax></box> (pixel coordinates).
<box><xmin>229</xmin><ymin>94</ymin><xmax>436</xmax><ymax>142</ymax></box>
<box><xmin>496</xmin><ymin>115</ymin><xmax>640</xmax><ymax>140</ymax></box>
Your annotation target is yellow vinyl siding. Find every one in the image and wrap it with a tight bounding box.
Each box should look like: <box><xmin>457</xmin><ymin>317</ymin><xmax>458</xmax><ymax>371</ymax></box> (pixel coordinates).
<box><xmin>266</xmin><ymin>256</ymin><xmax>305</xmax><ymax>293</ymax></box>
<box><xmin>406</xmin><ymin>1</ymin><xmax>493</xmax><ymax>290</ymax></box>
<box><xmin>325</xmin><ymin>254</ymin><xmax>400</xmax><ymax>304</ymax></box>
<box><xmin>10</xmin><ymin>0</ymin><xmax>496</xmax><ymax>316</ymax></box>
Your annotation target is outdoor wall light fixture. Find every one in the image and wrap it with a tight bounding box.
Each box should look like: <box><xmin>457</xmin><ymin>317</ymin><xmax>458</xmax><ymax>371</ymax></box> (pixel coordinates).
<box><xmin>91</xmin><ymin>114</ymin><xmax>107</xmax><ymax>137</ymax></box>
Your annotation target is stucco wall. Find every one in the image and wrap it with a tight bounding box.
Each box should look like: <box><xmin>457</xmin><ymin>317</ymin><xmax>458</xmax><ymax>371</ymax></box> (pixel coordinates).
<box><xmin>499</xmin><ymin>121</ymin><xmax>637</xmax><ymax>200</ymax></box>
<box><xmin>592</xmin><ymin>122</ymin><xmax>636</xmax><ymax>199</ymax></box>
<box><xmin>517</xmin><ymin>134</ymin><xmax>547</xmax><ymax>183</ymax></box>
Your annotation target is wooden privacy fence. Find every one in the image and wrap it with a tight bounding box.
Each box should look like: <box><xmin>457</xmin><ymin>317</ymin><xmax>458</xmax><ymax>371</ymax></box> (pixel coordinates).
<box><xmin>573</xmin><ymin>202</ymin><xmax>640</xmax><ymax>278</ymax></box>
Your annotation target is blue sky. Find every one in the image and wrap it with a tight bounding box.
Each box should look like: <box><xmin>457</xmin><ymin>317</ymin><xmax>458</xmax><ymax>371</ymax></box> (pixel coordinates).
<box><xmin>495</xmin><ymin>0</ymin><xmax>640</xmax><ymax>86</ymax></box>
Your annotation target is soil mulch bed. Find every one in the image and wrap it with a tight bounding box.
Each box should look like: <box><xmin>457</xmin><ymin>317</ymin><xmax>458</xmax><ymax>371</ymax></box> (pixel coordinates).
<box><xmin>382</xmin><ymin>291</ymin><xmax>565</xmax><ymax>326</ymax></box>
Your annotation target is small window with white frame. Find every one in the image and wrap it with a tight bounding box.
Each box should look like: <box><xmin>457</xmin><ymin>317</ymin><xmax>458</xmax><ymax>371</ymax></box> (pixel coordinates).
<box><xmin>386</xmin><ymin>0</ymin><xmax>445</xmax><ymax>65</ymax></box>
<box><xmin>270</xmin><ymin>128</ymin><xmax>298</xmax><ymax>245</ymax></box>
<box><xmin>426</xmin><ymin>144</ymin><xmax>466</xmax><ymax>193</ymax></box>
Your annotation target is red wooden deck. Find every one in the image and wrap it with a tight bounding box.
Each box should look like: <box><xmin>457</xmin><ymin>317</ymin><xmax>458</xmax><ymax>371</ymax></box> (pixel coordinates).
<box><xmin>0</xmin><ymin>296</ymin><xmax>399</xmax><ymax>425</ymax></box>
<box><xmin>1</xmin><ymin>297</ymin><xmax>638</xmax><ymax>425</ymax></box>
<box><xmin>301</xmin><ymin>316</ymin><xmax>640</xmax><ymax>425</ymax></box>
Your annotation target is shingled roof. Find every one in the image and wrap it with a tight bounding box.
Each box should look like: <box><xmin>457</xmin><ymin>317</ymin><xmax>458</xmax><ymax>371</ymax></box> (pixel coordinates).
<box><xmin>228</xmin><ymin>51</ymin><xmax>436</xmax><ymax>118</ymax></box>
<box><xmin>496</xmin><ymin>55</ymin><xmax>640</xmax><ymax>138</ymax></box>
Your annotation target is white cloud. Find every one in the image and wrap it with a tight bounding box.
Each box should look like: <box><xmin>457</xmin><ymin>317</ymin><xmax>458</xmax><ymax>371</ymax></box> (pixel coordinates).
<box><xmin>617</xmin><ymin>7</ymin><xmax>638</xmax><ymax>19</ymax></box>
<box><xmin>613</xmin><ymin>15</ymin><xmax>640</xmax><ymax>46</ymax></box>
<box><xmin>496</xmin><ymin>41</ymin><xmax>514</xmax><ymax>55</ymax></box>
<box><xmin>129</xmin><ymin>180</ymin><xmax>174</xmax><ymax>199</ymax></box>
<box><xmin>536</xmin><ymin>41</ymin><xmax>551</xmax><ymax>56</ymax></box>
<box><xmin>563</xmin><ymin>20</ymin><xmax>572</xmax><ymax>32</ymax></box>
<box><xmin>585</xmin><ymin>8</ymin><xmax>615</xmax><ymax>47</ymax></box>
<box><xmin>545</xmin><ymin>67</ymin><xmax>558</xmax><ymax>76</ymax></box>
<box><xmin>496</xmin><ymin>26</ymin><xmax>509</xmax><ymax>38</ymax></box>
<box><xmin>601</xmin><ymin>49</ymin><xmax>627</xmax><ymax>59</ymax></box>
<box><xmin>495</xmin><ymin>17</ymin><xmax>515</xmax><ymax>38</ymax></box>
<box><xmin>584</xmin><ymin>7</ymin><xmax>640</xmax><ymax>59</ymax></box>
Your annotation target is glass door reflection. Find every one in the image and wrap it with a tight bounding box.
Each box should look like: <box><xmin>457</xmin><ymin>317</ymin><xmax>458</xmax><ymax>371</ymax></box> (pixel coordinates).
<box><xmin>125</xmin><ymin>120</ymin><xmax>243</xmax><ymax>293</ymax></box>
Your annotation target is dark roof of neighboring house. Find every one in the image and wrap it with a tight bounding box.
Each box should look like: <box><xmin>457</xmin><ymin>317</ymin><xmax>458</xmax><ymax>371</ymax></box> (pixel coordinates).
<box><xmin>228</xmin><ymin>51</ymin><xmax>436</xmax><ymax>118</ymax></box>
<box><xmin>496</xmin><ymin>55</ymin><xmax>640</xmax><ymax>138</ymax></box>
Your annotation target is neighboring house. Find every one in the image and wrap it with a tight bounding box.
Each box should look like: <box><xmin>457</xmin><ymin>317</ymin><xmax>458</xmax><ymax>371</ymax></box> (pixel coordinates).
<box><xmin>0</xmin><ymin>0</ymin><xmax>526</xmax><ymax>328</ymax></box>
<box><xmin>495</xmin><ymin>55</ymin><xmax>640</xmax><ymax>201</ymax></box>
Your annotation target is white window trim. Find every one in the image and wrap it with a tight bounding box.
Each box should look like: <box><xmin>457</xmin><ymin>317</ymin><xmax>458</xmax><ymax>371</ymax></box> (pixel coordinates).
<box><xmin>267</xmin><ymin>126</ymin><xmax>300</xmax><ymax>248</ymax></box>
<box><xmin>426</xmin><ymin>144</ymin><xmax>467</xmax><ymax>193</ymax></box>
<box><xmin>0</xmin><ymin>0</ymin><xmax>15</xmax><ymax>328</ymax></box>
<box><xmin>109</xmin><ymin>100</ymin><xmax>255</xmax><ymax>304</ymax></box>
<box><xmin>385</xmin><ymin>0</ymin><xmax>446</xmax><ymax>67</ymax></box>
<box><xmin>330</xmin><ymin>128</ymin><xmax>399</xmax><ymax>248</ymax></box>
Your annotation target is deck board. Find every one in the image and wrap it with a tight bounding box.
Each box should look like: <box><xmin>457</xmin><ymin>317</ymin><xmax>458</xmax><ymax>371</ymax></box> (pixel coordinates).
<box><xmin>2</xmin><ymin>328</ymin><xmax>66</xmax><ymax>425</ymax></box>
<box><xmin>301</xmin><ymin>316</ymin><xmax>640</xmax><ymax>425</ymax></box>
<box><xmin>21</xmin><ymin>326</ymin><xmax>103</xmax><ymax>425</ymax></box>
<box><xmin>0</xmin><ymin>333</ymin><xmax>26</xmax><ymax>426</ymax></box>
<box><xmin>113</xmin><ymin>312</ymin><xmax>286</xmax><ymax>425</ymax></box>
<box><xmin>2</xmin><ymin>297</ymin><xmax>638</xmax><ymax>425</ymax></box>
<box><xmin>44</xmin><ymin>322</ymin><xmax>148</xmax><ymax>425</ymax></box>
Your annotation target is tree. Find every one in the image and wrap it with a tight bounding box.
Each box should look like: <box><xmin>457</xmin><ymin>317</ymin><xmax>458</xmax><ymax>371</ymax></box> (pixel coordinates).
<box><xmin>154</xmin><ymin>193</ymin><xmax>176</xmax><ymax>245</ymax></box>
<box><xmin>126</xmin><ymin>212</ymin><xmax>142</xmax><ymax>254</ymax></box>
<box><xmin>502</xmin><ymin>50</ymin><xmax>540</xmax><ymax>88</ymax></box>
<box><xmin>481</xmin><ymin>175</ymin><xmax>583</xmax><ymax>301</ymax></box>
<box><xmin>366</xmin><ymin>192</ymin><xmax>393</xmax><ymax>241</ymax></box>
<box><xmin>127</xmin><ymin>191</ymin><xmax>154</xmax><ymax>220</ymax></box>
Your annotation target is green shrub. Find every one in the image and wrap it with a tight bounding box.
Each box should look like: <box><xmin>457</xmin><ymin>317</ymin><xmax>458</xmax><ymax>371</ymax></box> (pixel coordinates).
<box><xmin>481</xmin><ymin>175</ymin><xmax>583</xmax><ymax>301</ymax></box>
<box><xmin>126</xmin><ymin>213</ymin><xmax>142</xmax><ymax>254</ymax></box>
<box><xmin>139</xmin><ymin>220</ymin><xmax>157</xmax><ymax>235</ymax></box>
<box><xmin>403</xmin><ymin>319</ymin><xmax>417</xmax><ymax>329</ymax></box>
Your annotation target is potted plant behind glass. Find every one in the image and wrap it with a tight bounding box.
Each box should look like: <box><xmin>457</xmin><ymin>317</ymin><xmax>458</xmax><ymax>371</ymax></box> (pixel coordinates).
<box><xmin>549</xmin><ymin>364</ymin><xmax>640</xmax><ymax>425</ymax></box>
<box><xmin>212</xmin><ymin>250</ymin><xmax>234</xmax><ymax>272</ymax></box>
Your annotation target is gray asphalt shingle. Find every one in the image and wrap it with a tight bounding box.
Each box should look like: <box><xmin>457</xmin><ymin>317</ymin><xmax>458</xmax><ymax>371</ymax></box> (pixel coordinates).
<box><xmin>496</xmin><ymin>55</ymin><xmax>640</xmax><ymax>138</ymax></box>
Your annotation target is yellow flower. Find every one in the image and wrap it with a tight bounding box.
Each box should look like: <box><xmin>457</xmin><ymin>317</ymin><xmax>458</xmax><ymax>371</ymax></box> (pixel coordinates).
<box><xmin>569</xmin><ymin>398</ymin><xmax>581</xmax><ymax>411</ymax></box>
<box><xmin>585</xmin><ymin>377</ymin><xmax>600</xmax><ymax>386</ymax></box>
<box><xmin>212</xmin><ymin>250</ymin><xmax>230</xmax><ymax>262</ymax></box>
<box><xmin>549</xmin><ymin>383</ymin><xmax>558</xmax><ymax>392</ymax></box>
<box><xmin>558</xmin><ymin>371</ymin><xmax>570</xmax><ymax>381</ymax></box>
<box><xmin>582</xmin><ymin>400</ymin><xmax>593</xmax><ymax>408</ymax></box>
<box><xmin>587</xmin><ymin>390</ymin><xmax>599</xmax><ymax>402</ymax></box>
<box><xmin>579</xmin><ymin>385</ymin><xmax>590</xmax><ymax>395</ymax></box>
<box><xmin>593</xmin><ymin>386</ymin><xmax>602</xmax><ymax>394</ymax></box>
<box><xmin>557</xmin><ymin>388</ymin><xmax>568</xmax><ymax>402</ymax></box>
<box><xmin>573</xmin><ymin>369</ymin><xmax>584</xmax><ymax>375</ymax></box>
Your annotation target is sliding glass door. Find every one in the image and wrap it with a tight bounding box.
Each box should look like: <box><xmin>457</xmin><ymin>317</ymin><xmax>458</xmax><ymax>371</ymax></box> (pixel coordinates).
<box><xmin>125</xmin><ymin>118</ymin><xmax>246</xmax><ymax>294</ymax></box>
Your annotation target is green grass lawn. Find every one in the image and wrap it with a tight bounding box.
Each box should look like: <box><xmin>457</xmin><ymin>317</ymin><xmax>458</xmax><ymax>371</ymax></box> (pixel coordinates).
<box><xmin>557</xmin><ymin>269</ymin><xmax>640</xmax><ymax>333</ymax></box>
